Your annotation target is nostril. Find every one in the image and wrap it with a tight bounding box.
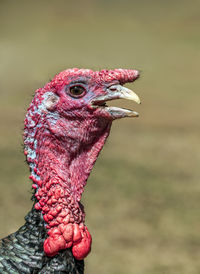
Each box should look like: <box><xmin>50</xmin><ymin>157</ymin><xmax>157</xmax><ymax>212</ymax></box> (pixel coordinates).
<box><xmin>108</xmin><ymin>85</ymin><xmax>118</xmax><ymax>92</ymax></box>
<box><xmin>109</xmin><ymin>88</ymin><xmax>117</xmax><ymax>91</ymax></box>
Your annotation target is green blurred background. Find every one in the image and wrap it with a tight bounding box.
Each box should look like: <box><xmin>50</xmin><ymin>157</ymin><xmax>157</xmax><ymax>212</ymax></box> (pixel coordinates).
<box><xmin>0</xmin><ymin>0</ymin><xmax>199</xmax><ymax>273</ymax></box>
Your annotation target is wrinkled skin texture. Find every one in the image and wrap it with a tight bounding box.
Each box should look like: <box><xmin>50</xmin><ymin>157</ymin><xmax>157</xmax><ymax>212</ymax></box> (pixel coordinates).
<box><xmin>22</xmin><ymin>68</ymin><xmax>139</xmax><ymax>260</ymax></box>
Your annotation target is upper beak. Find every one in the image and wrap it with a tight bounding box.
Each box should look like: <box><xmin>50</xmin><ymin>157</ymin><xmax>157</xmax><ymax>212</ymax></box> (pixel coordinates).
<box><xmin>107</xmin><ymin>85</ymin><xmax>141</xmax><ymax>104</ymax></box>
<box><xmin>91</xmin><ymin>84</ymin><xmax>141</xmax><ymax>119</ymax></box>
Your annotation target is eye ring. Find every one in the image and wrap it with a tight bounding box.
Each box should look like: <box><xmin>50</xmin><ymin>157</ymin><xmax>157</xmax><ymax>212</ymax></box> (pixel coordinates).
<box><xmin>68</xmin><ymin>85</ymin><xmax>86</xmax><ymax>98</ymax></box>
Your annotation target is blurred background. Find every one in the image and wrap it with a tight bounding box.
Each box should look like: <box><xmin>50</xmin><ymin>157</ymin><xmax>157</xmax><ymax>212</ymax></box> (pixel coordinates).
<box><xmin>0</xmin><ymin>0</ymin><xmax>199</xmax><ymax>273</ymax></box>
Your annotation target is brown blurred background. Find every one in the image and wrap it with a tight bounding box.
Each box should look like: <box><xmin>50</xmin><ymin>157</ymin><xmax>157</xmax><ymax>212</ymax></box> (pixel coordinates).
<box><xmin>0</xmin><ymin>0</ymin><xmax>200</xmax><ymax>273</ymax></box>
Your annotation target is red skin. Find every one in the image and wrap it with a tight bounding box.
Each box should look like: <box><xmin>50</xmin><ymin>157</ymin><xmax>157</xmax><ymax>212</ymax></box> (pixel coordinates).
<box><xmin>44</xmin><ymin>223</ymin><xmax>92</xmax><ymax>260</ymax></box>
<box><xmin>23</xmin><ymin>68</ymin><xmax>139</xmax><ymax>260</ymax></box>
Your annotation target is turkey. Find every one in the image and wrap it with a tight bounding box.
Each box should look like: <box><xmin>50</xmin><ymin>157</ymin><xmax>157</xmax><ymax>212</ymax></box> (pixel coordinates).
<box><xmin>0</xmin><ymin>68</ymin><xmax>141</xmax><ymax>273</ymax></box>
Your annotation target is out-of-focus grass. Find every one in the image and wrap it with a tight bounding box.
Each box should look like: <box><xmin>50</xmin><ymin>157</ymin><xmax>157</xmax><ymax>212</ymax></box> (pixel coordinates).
<box><xmin>0</xmin><ymin>0</ymin><xmax>200</xmax><ymax>273</ymax></box>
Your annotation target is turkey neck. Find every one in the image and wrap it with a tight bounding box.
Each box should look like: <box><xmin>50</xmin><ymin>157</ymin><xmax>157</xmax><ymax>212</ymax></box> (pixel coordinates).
<box><xmin>26</xmin><ymin>119</ymin><xmax>111</xmax><ymax>228</ymax></box>
<box><xmin>0</xmin><ymin>206</ymin><xmax>85</xmax><ymax>273</ymax></box>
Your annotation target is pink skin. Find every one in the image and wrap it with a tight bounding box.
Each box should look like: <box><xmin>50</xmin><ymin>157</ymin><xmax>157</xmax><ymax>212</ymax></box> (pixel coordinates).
<box><xmin>24</xmin><ymin>68</ymin><xmax>139</xmax><ymax>260</ymax></box>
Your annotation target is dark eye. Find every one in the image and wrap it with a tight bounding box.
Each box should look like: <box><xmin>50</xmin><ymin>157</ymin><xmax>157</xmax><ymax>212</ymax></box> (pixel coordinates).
<box><xmin>68</xmin><ymin>85</ymin><xmax>86</xmax><ymax>98</ymax></box>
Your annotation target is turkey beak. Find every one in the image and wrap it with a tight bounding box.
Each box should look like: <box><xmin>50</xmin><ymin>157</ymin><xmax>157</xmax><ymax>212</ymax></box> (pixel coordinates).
<box><xmin>91</xmin><ymin>84</ymin><xmax>141</xmax><ymax>119</ymax></box>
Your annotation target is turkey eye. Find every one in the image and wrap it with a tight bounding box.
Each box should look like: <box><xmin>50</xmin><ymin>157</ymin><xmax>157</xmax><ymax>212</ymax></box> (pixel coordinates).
<box><xmin>69</xmin><ymin>85</ymin><xmax>86</xmax><ymax>98</ymax></box>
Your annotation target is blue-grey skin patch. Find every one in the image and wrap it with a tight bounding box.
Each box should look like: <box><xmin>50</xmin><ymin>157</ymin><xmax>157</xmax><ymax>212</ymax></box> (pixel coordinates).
<box><xmin>24</xmin><ymin>92</ymin><xmax>60</xmax><ymax>191</ymax></box>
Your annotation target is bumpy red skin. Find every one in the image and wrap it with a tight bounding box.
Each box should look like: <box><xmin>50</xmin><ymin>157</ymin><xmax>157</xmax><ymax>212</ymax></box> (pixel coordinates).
<box><xmin>23</xmin><ymin>68</ymin><xmax>139</xmax><ymax>260</ymax></box>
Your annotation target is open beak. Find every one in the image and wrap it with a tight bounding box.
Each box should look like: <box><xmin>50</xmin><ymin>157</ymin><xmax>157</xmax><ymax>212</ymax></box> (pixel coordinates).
<box><xmin>91</xmin><ymin>84</ymin><xmax>141</xmax><ymax>119</ymax></box>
